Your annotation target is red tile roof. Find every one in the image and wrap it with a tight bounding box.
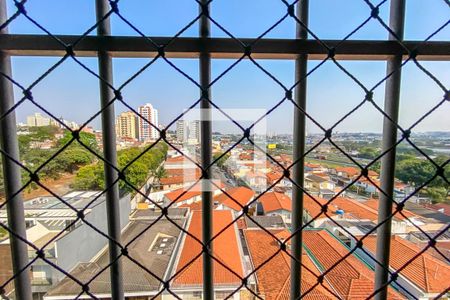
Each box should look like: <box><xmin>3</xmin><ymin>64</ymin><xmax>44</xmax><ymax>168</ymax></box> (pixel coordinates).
<box><xmin>304</xmin><ymin>197</ymin><xmax>413</xmax><ymax>222</ymax></box>
<box><xmin>164</xmin><ymin>181</ymin><xmax>224</xmax><ymax>203</ymax></box>
<box><xmin>259</xmin><ymin>192</ymin><xmax>292</xmax><ymax>213</ymax></box>
<box><xmin>178</xmin><ymin>201</ymin><xmax>203</xmax><ymax>211</ymax></box>
<box><xmin>173</xmin><ymin>210</ymin><xmax>244</xmax><ymax>287</ymax></box>
<box><xmin>303</xmin><ymin>195</ymin><xmax>335</xmax><ymax>218</ymax></box>
<box><xmin>166</xmin><ymin>168</ymin><xmax>201</xmax><ymax>177</ymax></box>
<box><xmin>335</xmin><ymin>166</ymin><xmax>360</xmax><ymax>177</ymax></box>
<box><xmin>160</xmin><ymin>175</ymin><xmax>199</xmax><ymax>185</ymax></box>
<box><xmin>363</xmin><ymin>235</ymin><xmax>450</xmax><ymax>294</ymax></box>
<box><xmin>266</xmin><ymin>171</ymin><xmax>283</xmax><ymax>184</ymax></box>
<box><xmin>329</xmin><ymin>197</ymin><xmax>379</xmax><ymax>221</ymax></box>
<box><xmin>166</xmin><ymin>156</ymin><xmax>187</xmax><ymax>163</ymax></box>
<box><xmin>363</xmin><ymin>199</ymin><xmax>417</xmax><ymax>220</ymax></box>
<box><xmin>165</xmin><ymin>188</ymin><xmax>201</xmax><ymax>203</ymax></box>
<box><xmin>424</xmin><ymin>203</ymin><xmax>450</xmax><ymax>216</ymax></box>
<box><xmin>302</xmin><ymin>230</ymin><xmax>404</xmax><ymax>299</ymax></box>
<box><xmin>214</xmin><ymin>187</ymin><xmax>255</xmax><ymax>211</ymax></box>
<box><xmin>244</xmin><ymin>229</ymin><xmax>335</xmax><ymax>299</ymax></box>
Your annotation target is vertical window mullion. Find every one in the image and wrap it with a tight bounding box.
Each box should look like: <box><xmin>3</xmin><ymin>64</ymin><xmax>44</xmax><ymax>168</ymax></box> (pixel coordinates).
<box><xmin>290</xmin><ymin>0</ymin><xmax>309</xmax><ymax>299</ymax></box>
<box><xmin>0</xmin><ymin>1</ymin><xmax>33</xmax><ymax>299</ymax></box>
<box><xmin>199</xmin><ymin>1</ymin><xmax>213</xmax><ymax>299</ymax></box>
<box><xmin>95</xmin><ymin>1</ymin><xmax>124</xmax><ymax>299</ymax></box>
<box><xmin>374</xmin><ymin>0</ymin><xmax>406</xmax><ymax>299</ymax></box>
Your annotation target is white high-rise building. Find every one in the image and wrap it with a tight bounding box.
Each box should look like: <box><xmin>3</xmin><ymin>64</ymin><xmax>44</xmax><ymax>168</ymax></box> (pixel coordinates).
<box><xmin>138</xmin><ymin>103</ymin><xmax>159</xmax><ymax>141</ymax></box>
<box><xmin>26</xmin><ymin>113</ymin><xmax>52</xmax><ymax>127</ymax></box>
<box><xmin>176</xmin><ymin>119</ymin><xmax>201</xmax><ymax>144</ymax></box>
<box><xmin>176</xmin><ymin>120</ymin><xmax>186</xmax><ymax>143</ymax></box>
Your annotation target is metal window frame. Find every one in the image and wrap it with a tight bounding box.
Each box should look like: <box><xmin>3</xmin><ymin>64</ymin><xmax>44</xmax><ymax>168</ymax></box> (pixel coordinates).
<box><xmin>0</xmin><ymin>0</ymin><xmax>448</xmax><ymax>299</ymax></box>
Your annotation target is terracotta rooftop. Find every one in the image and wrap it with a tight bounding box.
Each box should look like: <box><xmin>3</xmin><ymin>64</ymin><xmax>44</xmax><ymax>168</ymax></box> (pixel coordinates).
<box><xmin>363</xmin><ymin>199</ymin><xmax>418</xmax><ymax>220</ymax></box>
<box><xmin>329</xmin><ymin>197</ymin><xmax>380</xmax><ymax>222</ymax></box>
<box><xmin>165</xmin><ymin>188</ymin><xmax>201</xmax><ymax>204</ymax></box>
<box><xmin>172</xmin><ymin>210</ymin><xmax>244</xmax><ymax>287</ymax></box>
<box><xmin>244</xmin><ymin>229</ymin><xmax>335</xmax><ymax>300</ymax></box>
<box><xmin>363</xmin><ymin>235</ymin><xmax>450</xmax><ymax>294</ymax></box>
<box><xmin>335</xmin><ymin>166</ymin><xmax>360</xmax><ymax>177</ymax></box>
<box><xmin>266</xmin><ymin>171</ymin><xmax>283</xmax><ymax>184</ymax></box>
<box><xmin>303</xmin><ymin>195</ymin><xmax>335</xmax><ymax>218</ymax></box>
<box><xmin>178</xmin><ymin>201</ymin><xmax>204</xmax><ymax>211</ymax></box>
<box><xmin>302</xmin><ymin>230</ymin><xmax>404</xmax><ymax>299</ymax></box>
<box><xmin>214</xmin><ymin>186</ymin><xmax>255</xmax><ymax>211</ymax></box>
<box><xmin>166</xmin><ymin>168</ymin><xmax>201</xmax><ymax>177</ymax></box>
<box><xmin>165</xmin><ymin>156</ymin><xmax>188</xmax><ymax>163</ymax></box>
<box><xmin>164</xmin><ymin>181</ymin><xmax>224</xmax><ymax>204</ymax></box>
<box><xmin>259</xmin><ymin>192</ymin><xmax>292</xmax><ymax>213</ymax></box>
<box><xmin>160</xmin><ymin>174</ymin><xmax>199</xmax><ymax>185</ymax></box>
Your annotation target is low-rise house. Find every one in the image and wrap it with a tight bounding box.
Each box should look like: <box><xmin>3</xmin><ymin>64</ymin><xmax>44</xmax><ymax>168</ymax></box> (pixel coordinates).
<box><xmin>258</xmin><ymin>192</ymin><xmax>292</xmax><ymax>225</ymax></box>
<box><xmin>358</xmin><ymin>235</ymin><xmax>450</xmax><ymax>299</ymax></box>
<box><xmin>45</xmin><ymin>209</ymin><xmax>189</xmax><ymax>300</ymax></box>
<box><xmin>363</xmin><ymin>199</ymin><xmax>445</xmax><ymax>233</ymax></box>
<box><xmin>244</xmin><ymin>171</ymin><xmax>268</xmax><ymax>193</ymax></box>
<box><xmin>242</xmin><ymin>215</ymin><xmax>286</xmax><ymax>229</ymax></box>
<box><xmin>167</xmin><ymin>210</ymin><xmax>246</xmax><ymax>299</ymax></box>
<box><xmin>304</xmin><ymin>173</ymin><xmax>336</xmax><ymax>199</ymax></box>
<box><xmin>406</xmin><ymin>230</ymin><xmax>450</xmax><ymax>261</ymax></box>
<box><xmin>159</xmin><ymin>168</ymin><xmax>201</xmax><ymax>190</ymax></box>
<box><xmin>0</xmin><ymin>191</ymin><xmax>131</xmax><ymax>300</ymax></box>
<box><xmin>164</xmin><ymin>155</ymin><xmax>197</xmax><ymax>170</ymax></box>
<box><xmin>354</xmin><ymin>177</ymin><xmax>380</xmax><ymax>195</ymax></box>
<box><xmin>244</xmin><ymin>229</ymin><xmax>335</xmax><ymax>299</ymax></box>
<box><xmin>214</xmin><ymin>186</ymin><xmax>255</xmax><ymax>214</ymax></box>
<box><xmin>304</xmin><ymin>162</ymin><xmax>327</xmax><ymax>173</ymax></box>
<box><xmin>164</xmin><ymin>188</ymin><xmax>202</xmax><ymax>207</ymax></box>
<box><xmin>243</xmin><ymin>228</ymin><xmax>404</xmax><ymax>299</ymax></box>
<box><xmin>302</xmin><ymin>230</ymin><xmax>404</xmax><ymax>299</ymax></box>
<box><xmin>163</xmin><ymin>182</ymin><xmax>224</xmax><ymax>208</ymax></box>
<box><xmin>266</xmin><ymin>171</ymin><xmax>292</xmax><ymax>190</ymax></box>
<box><xmin>302</xmin><ymin>196</ymin><xmax>418</xmax><ymax>234</ymax></box>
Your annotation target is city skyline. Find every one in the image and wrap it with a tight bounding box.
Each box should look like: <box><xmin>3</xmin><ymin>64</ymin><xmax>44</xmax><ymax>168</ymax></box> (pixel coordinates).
<box><xmin>7</xmin><ymin>0</ymin><xmax>449</xmax><ymax>134</ymax></box>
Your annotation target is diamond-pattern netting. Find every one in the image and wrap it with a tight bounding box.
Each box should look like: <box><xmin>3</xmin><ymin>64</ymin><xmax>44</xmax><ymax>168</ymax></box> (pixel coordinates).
<box><xmin>0</xmin><ymin>0</ymin><xmax>449</xmax><ymax>299</ymax></box>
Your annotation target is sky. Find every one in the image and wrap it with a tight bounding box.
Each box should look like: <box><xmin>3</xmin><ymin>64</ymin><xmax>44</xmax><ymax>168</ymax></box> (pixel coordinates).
<box><xmin>5</xmin><ymin>0</ymin><xmax>450</xmax><ymax>134</ymax></box>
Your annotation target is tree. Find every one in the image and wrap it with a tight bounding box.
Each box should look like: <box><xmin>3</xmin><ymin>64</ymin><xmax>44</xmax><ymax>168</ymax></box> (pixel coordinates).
<box><xmin>72</xmin><ymin>143</ymin><xmax>168</xmax><ymax>194</ymax></box>
<box><xmin>395</xmin><ymin>158</ymin><xmax>435</xmax><ymax>187</ymax></box>
<box><xmin>153</xmin><ymin>167</ymin><xmax>168</xmax><ymax>180</ymax></box>
<box><xmin>72</xmin><ymin>164</ymin><xmax>105</xmax><ymax>190</ymax></box>
<box><xmin>427</xmin><ymin>187</ymin><xmax>447</xmax><ymax>203</ymax></box>
<box><xmin>358</xmin><ymin>147</ymin><xmax>380</xmax><ymax>159</ymax></box>
<box><xmin>213</xmin><ymin>152</ymin><xmax>230</xmax><ymax>168</ymax></box>
<box><xmin>57</xmin><ymin>130</ymin><xmax>99</xmax><ymax>152</ymax></box>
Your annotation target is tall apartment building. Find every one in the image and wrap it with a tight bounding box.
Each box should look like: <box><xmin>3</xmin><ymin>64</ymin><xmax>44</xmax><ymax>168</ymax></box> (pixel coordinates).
<box><xmin>176</xmin><ymin>120</ymin><xmax>185</xmax><ymax>143</ymax></box>
<box><xmin>26</xmin><ymin>113</ymin><xmax>53</xmax><ymax>127</ymax></box>
<box><xmin>138</xmin><ymin>103</ymin><xmax>159</xmax><ymax>141</ymax></box>
<box><xmin>115</xmin><ymin>111</ymin><xmax>139</xmax><ymax>140</ymax></box>
<box><xmin>176</xmin><ymin>119</ymin><xmax>200</xmax><ymax>144</ymax></box>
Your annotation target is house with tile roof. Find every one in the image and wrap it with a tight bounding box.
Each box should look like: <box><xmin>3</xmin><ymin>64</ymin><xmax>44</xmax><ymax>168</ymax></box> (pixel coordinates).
<box><xmin>305</xmin><ymin>173</ymin><xmax>336</xmax><ymax>200</ymax></box>
<box><xmin>302</xmin><ymin>230</ymin><xmax>405</xmax><ymax>299</ymax></box>
<box><xmin>243</xmin><ymin>228</ymin><xmax>336</xmax><ymax>299</ymax></box>
<box><xmin>159</xmin><ymin>168</ymin><xmax>201</xmax><ymax>190</ymax></box>
<box><xmin>357</xmin><ymin>235</ymin><xmax>450</xmax><ymax>299</ymax></box>
<box><xmin>45</xmin><ymin>209</ymin><xmax>189</xmax><ymax>300</ymax></box>
<box><xmin>258</xmin><ymin>192</ymin><xmax>292</xmax><ymax>225</ymax></box>
<box><xmin>214</xmin><ymin>186</ymin><xmax>255</xmax><ymax>213</ymax></box>
<box><xmin>302</xmin><ymin>196</ymin><xmax>415</xmax><ymax>234</ymax></box>
<box><xmin>167</xmin><ymin>210</ymin><xmax>246</xmax><ymax>299</ymax></box>
<box><xmin>243</xmin><ymin>228</ymin><xmax>404</xmax><ymax>299</ymax></box>
<box><xmin>163</xmin><ymin>181</ymin><xmax>224</xmax><ymax>208</ymax></box>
